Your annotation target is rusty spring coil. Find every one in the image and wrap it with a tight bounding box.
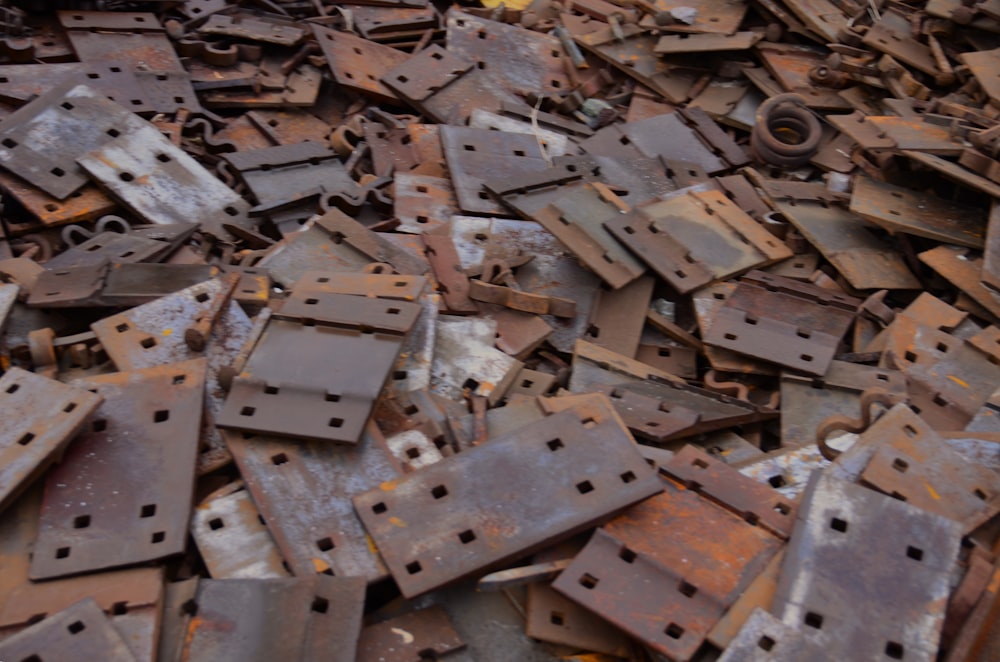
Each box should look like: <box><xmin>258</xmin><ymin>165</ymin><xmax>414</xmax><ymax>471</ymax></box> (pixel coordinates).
<box><xmin>750</xmin><ymin>93</ymin><xmax>822</xmax><ymax>168</ymax></box>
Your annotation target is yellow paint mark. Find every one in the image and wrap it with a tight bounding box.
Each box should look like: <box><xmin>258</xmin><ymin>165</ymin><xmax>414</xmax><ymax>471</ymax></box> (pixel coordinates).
<box><xmin>365</xmin><ymin>533</ymin><xmax>379</xmax><ymax>556</ymax></box>
<box><xmin>947</xmin><ymin>375</ymin><xmax>969</xmax><ymax>389</ymax></box>
<box><xmin>312</xmin><ymin>557</ymin><xmax>331</xmax><ymax>573</ymax></box>
<box><xmin>379</xmin><ymin>479</ymin><xmax>399</xmax><ymax>492</ymax></box>
<box><xmin>925</xmin><ymin>482</ymin><xmax>941</xmax><ymax>500</ymax></box>
<box><xmin>162</xmin><ymin>328</ymin><xmax>173</xmax><ymax>337</ymax></box>
<box><xmin>389</xmin><ymin>516</ymin><xmax>407</xmax><ymax>528</ymax></box>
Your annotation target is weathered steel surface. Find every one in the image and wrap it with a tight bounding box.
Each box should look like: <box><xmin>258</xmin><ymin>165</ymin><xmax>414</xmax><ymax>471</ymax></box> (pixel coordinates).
<box><xmin>224</xmin><ymin>424</ymin><xmax>397</xmax><ymax>582</ymax></box>
<box><xmin>553</xmin><ymin>484</ymin><xmax>782</xmax><ymax>660</ymax></box>
<box><xmin>354</xmin><ymin>398</ymin><xmax>662</xmax><ymax>597</ymax></box>
<box><xmin>774</xmin><ymin>473</ymin><xmax>962</xmax><ymax>661</ymax></box>
<box><xmin>0</xmin><ymin>367</ymin><xmax>102</xmax><ymax>514</ymax></box>
<box><xmin>0</xmin><ymin>599</ymin><xmax>137</xmax><ymax>662</ymax></box>
<box><xmin>31</xmin><ymin>359</ymin><xmax>207</xmax><ymax>579</ymax></box>
<box><xmin>357</xmin><ymin>605</ymin><xmax>465</xmax><ymax>662</ymax></box>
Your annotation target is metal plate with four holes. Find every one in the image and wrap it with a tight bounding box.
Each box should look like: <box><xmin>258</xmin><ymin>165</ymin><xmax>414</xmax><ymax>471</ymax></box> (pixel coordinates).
<box><xmin>30</xmin><ymin>359</ymin><xmax>207</xmax><ymax>580</ymax></box>
<box><xmin>0</xmin><ymin>368</ymin><xmax>102</xmax><ymax>514</ymax></box>
<box><xmin>354</xmin><ymin>398</ymin><xmax>662</xmax><ymax>598</ymax></box>
<box><xmin>773</xmin><ymin>473</ymin><xmax>961</xmax><ymax>662</ymax></box>
<box><xmin>224</xmin><ymin>425</ymin><xmax>398</xmax><ymax>582</ymax></box>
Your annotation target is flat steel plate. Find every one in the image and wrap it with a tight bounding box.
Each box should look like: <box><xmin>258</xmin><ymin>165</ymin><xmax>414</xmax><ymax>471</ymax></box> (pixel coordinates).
<box><xmin>354</xmin><ymin>398</ymin><xmax>662</xmax><ymax>597</ymax></box>
<box><xmin>0</xmin><ymin>367</ymin><xmax>102</xmax><ymax>513</ymax></box>
<box><xmin>191</xmin><ymin>487</ymin><xmax>288</xmax><ymax>580</ymax></box>
<box><xmin>77</xmin><ymin>122</ymin><xmax>252</xmax><ymax>240</ymax></box>
<box><xmin>224</xmin><ymin>425</ymin><xmax>398</xmax><ymax>582</ymax></box>
<box><xmin>30</xmin><ymin>359</ymin><xmax>207</xmax><ymax>580</ymax></box>
<box><xmin>0</xmin><ymin>82</ymin><xmax>146</xmax><ymax>199</ymax></box>
<box><xmin>553</xmin><ymin>485</ymin><xmax>782</xmax><ymax>660</ymax></box>
<box><xmin>773</xmin><ymin>473</ymin><xmax>962</xmax><ymax>661</ymax></box>
<box><xmin>0</xmin><ymin>599</ymin><xmax>136</xmax><ymax>662</ymax></box>
<box><xmin>180</xmin><ymin>576</ymin><xmax>365</xmax><ymax>662</ymax></box>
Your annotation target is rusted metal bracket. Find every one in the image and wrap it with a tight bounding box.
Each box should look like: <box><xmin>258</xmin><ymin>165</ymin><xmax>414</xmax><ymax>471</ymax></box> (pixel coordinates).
<box><xmin>468</xmin><ymin>279</ymin><xmax>576</xmax><ymax>318</ymax></box>
<box><xmin>353</xmin><ymin>397</ymin><xmax>662</xmax><ymax>597</ymax></box>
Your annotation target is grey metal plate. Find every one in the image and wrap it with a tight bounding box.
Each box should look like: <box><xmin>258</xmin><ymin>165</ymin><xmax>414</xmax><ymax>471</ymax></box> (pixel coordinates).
<box><xmin>224</xmin><ymin>425</ymin><xmax>398</xmax><ymax>583</ymax></box>
<box><xmin>30</xmin><ymin>359</ymin><xmax>207</xmax><ymax>580</ymax></box>
<box><xmin>191</xmin><ymin>487</ymin><xmax>289</xmax><ymax>580</ymax></box>
<box><xmin>76</xmin><ymin>122</ymin><xmax>253</xmax><ymax>240</ymax></box>
<box><xmin>353</xmin><ymin>398</ymin><xmax>662</xmax><ymax>597</ymax></box>
<box><xmin>0</xmin><ymin>82</ymin><xmax>147</xmax><ymax>199</ymax></box>
<box><xmin>773</xmin><ymin>473</ymin><xmax>962</xmax><ymax>661</ymax></box>
<box><xmin>0</xmin><ymin>367</ymin><xmax>102</xmax><ymax>514</ymax></box>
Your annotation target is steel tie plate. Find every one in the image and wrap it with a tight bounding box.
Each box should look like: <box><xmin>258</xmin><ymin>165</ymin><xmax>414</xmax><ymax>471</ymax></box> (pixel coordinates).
<box><xmin>30</xmin><ymin>358</ymin><xmax>207</xmax><ymax>580</ymax></box>
<box><xmin>0</xmin><ymin>599</ymin><xmax>136</xmax><ymax>662</ymax></box>
<box><xmin>353</xmin><ymin>397</ymin><xmax>662</xmax><ymax>597</ymax></box>
<box><xmin>0</xmin><ymin>367</ymin><xmax>102</xmax><ymax>514</ymax></box>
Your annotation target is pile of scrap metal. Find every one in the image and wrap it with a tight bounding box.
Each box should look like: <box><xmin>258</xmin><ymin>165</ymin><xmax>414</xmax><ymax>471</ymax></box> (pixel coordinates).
<box><xmin>1</xmin><ymin>0</ymin><xmax>1000</xmax><ymax>660</ymax></box>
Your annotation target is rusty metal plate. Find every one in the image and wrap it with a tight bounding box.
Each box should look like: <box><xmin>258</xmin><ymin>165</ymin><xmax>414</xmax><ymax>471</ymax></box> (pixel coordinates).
<box><xmin>180</xmin><ymin>576</ymin><xmax>365</xmax><ymax>662</ymax></box>
<box><xmin>524</xmin><ymin>539</ymin><xmax>632</xmax><ymax>657</ymax></box>
<box><xmin>430</xmin><ymin>316</ymin><xmax>522</xmax><ymax>405</ymax></box>
<box><xmin>225</xmin><ymin>425</ymin><xmax>398</xmax><ymax>582</ymax></box>
<box><xmin>293</xmin><ymin>270</ymin><xmax>427</xmax><ymax>301</ymax></box>
<box><xmin>780</xmin><ymin>361</ymin><xmax>907</xmax><ymax>448</ymax></box>
<box><xmin>315</xmin><ymin>209</ymin><xmax>428</xmax><ymax>276</ymax></box>
<box><xmin>606</xmin><ymin>189</ymin><xmax>792</xmax><ymax>293</ymax></box>
<box><xmin>394</xmin><ymin>174</ymin><xmax>458</xmax><ymax>234</ymax></box>
<box><xmin>849</xmin><ymin>176</ymin><xmax>986</xmax><ymax>249</ymax></box>
<box><xmin>655</xmin><ymin>31</ymin><xmax>762</xmax><ymax>54</ymax></box>
<box><xmin>0</xmin><ymin>171</ymin><xmax>116</xmax><ymax>230</ymax></box>
<box><xmin>773</xmin><ymin>472</ymin><xmax>962</xmax><ymax>661</ymax></box>
<box><xmin>218</xmin><ymin>295</ymin><xmax>419</xmax><ymax>444</ymax></box>
<box><xmin>446</xmin><ymin>10</ymin><xmax>571</xmax><ymax>96</ymax></box>
<box><xmin>91</xmin><ymin>277</ymin><xmax>253</xmax><ymax>471</ymax></box>
<box><xmin>960</xmin><ymin>47</ymin><xmax>1000</xmax><ymax>105</ymax></box>
<box><xmin>0</xmin><ymin>368</ymin><xmax>101</xmax><ymax>514</ymax></box>
<box><xmin>77</xmin><ymin>122</ymin><xmax>253</xmax><ymax>241</ymax></box>
<box><xmin>440</xmin><ymin>125</ymin><xmax>549</xmax><ymax>215</ymax></box>
<box><xmin>882</xmin><ymin>316</ymin><xmax>1000</xmax><ymax>429</ymax></box>
<box><xmin>60</xmin><ymin>12</ymin><xmax>183</xmax><ymax>74</ymax></box>
<box><xmin>357</xmin><ymin>605</ymin><xmax>465</xmax><ymax>662</ymax></box>
<box><xmin>662</xmin><ymin>445</ymin><xmax>798</xmax><ymax>539</ymax></box>
<box><xmin>553</xmin><ymin>484</ymin><xmax>782</xmax><ymax>661</ymax></box>
<box><xmin>0</xmin><ymin>599</ymin><xmax>136</xmax><ymax>662</ymax></box>
<box><xmin>772</xmin><ymin>198</ymin><xmax>921</xmax><ymax>290</ymax></box>
<box><xmin>0</xmin><ymin>486</ymin><xmax>164</xmax><ymax>657</ymax></box>
<box><xmin>225</xmin><ymin>141</ymin><xmax>358</xmax><ymax>208</ymax></box>
<box><xmin>905</xmin><ymin>150</ymin><xmax>1000</xmax><ymax>200</ymax></box>
<box><xmin>863</xmin><ymin>9</ymin><xmax>940</xmax><ymax>78</ymax></box>
<box><xmin>30</xmin><ymin>359</ymin><xmax>207</xmax><ymax>580</ymax></box>
<box><xmin>0</xmin><ymin>82</ymin><xmax>147</xmax><ymax>199</ymax></box>
<box><xmin>859</xmin><ymin>406</ymin><xmax>998</xmax><ymax>529</ymax></box>
<box><xmin>584</xmin><ymin>275</ymin><xmax>653</xmax><ymax>357</ymax></box>
<box><xmin>529</xmin><ymin>185</ymin><xmax>647</xmax><ymax>290</ymax></box>
<box><xmin>191</xmin><ymin>486</ymin><xmax>288</xmax><ymax>580</ymax></box>
<box><xmin>703</xmin><ymin>271</ymin><xmax>859</xmax><ymax>376</ymax></box>
<box><xmin>354</xmin><ymin>398</ymin><xmax>662</xmax><ymax>597</ymax></box>
<box><xmin>198</xmin><ymin>12</ymin><xmax>305</xmax><ymax>46</ymax></box>
<box><xmin>313</xmin><ymin>25</ymin><xmax>409</xmax><ymax>103</ymax></box>
<box><xmin>919</xmin><ymin>245</ymin><xmax>1000</xmax><ymax>321</ymax></box>
<box><xmin>423</xmin><ymin>233</ymin><xmax>479</xmax><ymax>315</ymax></box>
